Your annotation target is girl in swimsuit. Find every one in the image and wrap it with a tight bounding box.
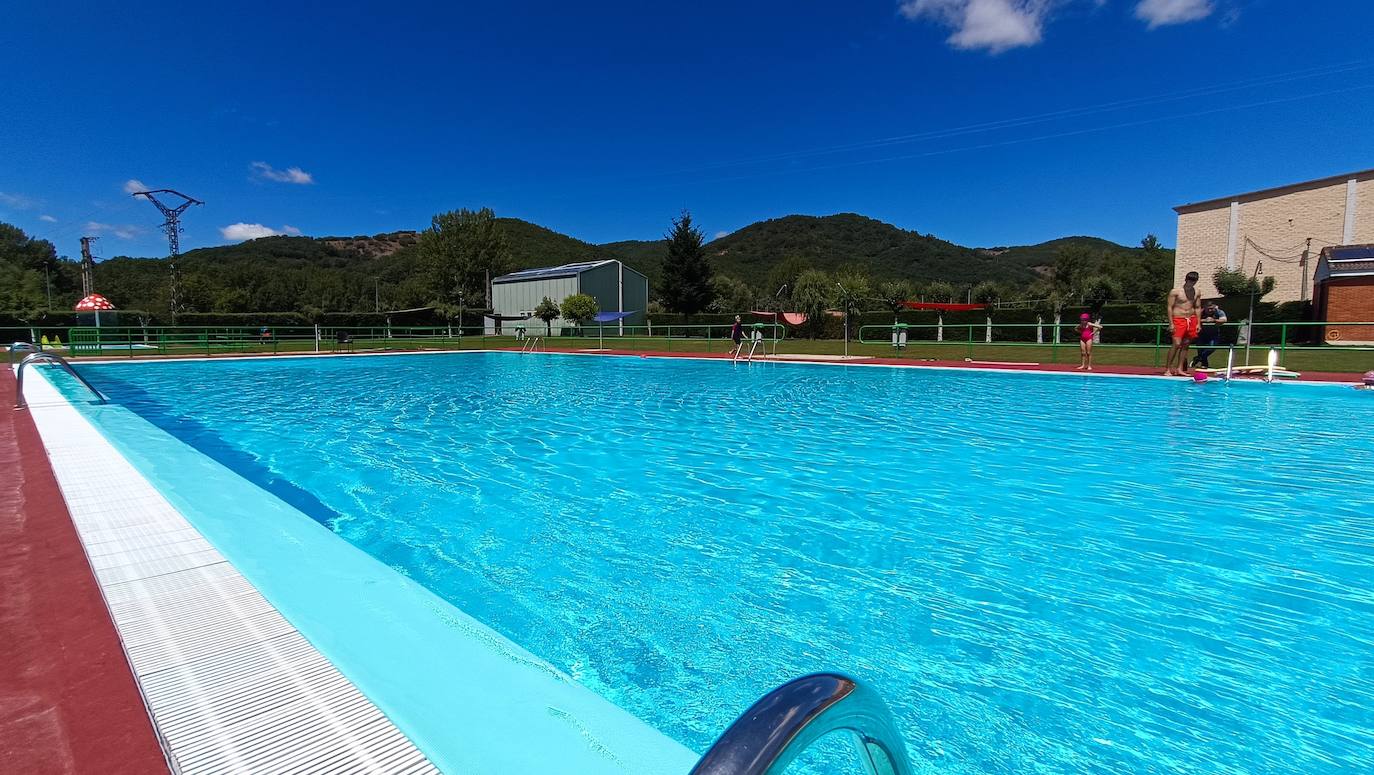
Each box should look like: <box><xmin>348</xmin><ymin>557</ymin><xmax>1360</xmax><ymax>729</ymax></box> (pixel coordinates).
<box><xmin>1076</xmin><ymin>313</ymin><xmax>1102</xmax><ymax>371</ymax></box>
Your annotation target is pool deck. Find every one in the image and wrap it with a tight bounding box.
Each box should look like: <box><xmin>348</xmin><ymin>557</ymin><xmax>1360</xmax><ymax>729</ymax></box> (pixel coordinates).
<box><xmin>51</xmin><ymin>344</ymin><xmax>1366</xmax><ymax>383</ymax></box>
<box><xmin>9</xmin><ymin>366</ymin><xmax>441</xmax><ymax>774</ymax></box>
<box><xmin>0</xmin><ymin>368</ymin><xmax>169</xmax><ymax>774</ymax></box>
<box><xmin>502</xmin><ymin>346</ymin><xmax>1365</xmax><ymax>383</ymax></box>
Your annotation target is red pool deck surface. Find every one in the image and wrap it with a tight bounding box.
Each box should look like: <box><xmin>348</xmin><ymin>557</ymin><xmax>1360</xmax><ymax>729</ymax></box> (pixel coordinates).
<box><xmin>0</xmin><ymin>369</ymin><xmax>168</xmax><ymax>774</ymax></box>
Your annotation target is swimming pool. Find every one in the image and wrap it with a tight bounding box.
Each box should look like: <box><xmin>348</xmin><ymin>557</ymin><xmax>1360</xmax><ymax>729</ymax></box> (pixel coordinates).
<box><xmin>56</xmin><ymin>352</ymin><xmax>1374</xmax><ymax>772</ymax></box>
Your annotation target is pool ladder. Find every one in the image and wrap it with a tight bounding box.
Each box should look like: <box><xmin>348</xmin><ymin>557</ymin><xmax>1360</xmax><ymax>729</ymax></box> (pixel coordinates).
<box><xmin>520</xmin><ymin>336</ymin><xmax>543</xmax><ymax>354</ymax></box>
<box><xmin>736</xmin><ymin>332</ymin><xmax>766</xmax><ymax>363</ymax></box>
<box><xmin>14</xmin><ymin>351</ymin><xmax>107</xmax><ymax>409</ymax></box>
<box><xmin>691</xmin><ymin>673</ymin><xmax>915</xmax><ymax>775</ymax></box>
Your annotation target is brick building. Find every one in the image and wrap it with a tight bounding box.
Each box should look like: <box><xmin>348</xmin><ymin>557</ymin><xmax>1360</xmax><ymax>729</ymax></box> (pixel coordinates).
<box><xmin>1313</xmin><ymin>244</ymin><xmax>1374</xmax><ymax>344</ymax></box>
<box><xmin>1173</xmin><ymin>168</ymin><xmax>1374</xmax><ymax>303</ymax></box>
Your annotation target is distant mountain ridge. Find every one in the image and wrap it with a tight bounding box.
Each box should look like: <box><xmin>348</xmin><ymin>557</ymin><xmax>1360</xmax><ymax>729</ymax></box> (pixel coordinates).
<box><xmin>81</xmin><ymin>213</ymin><xmax>1161</xmax><ymax>313</ymax></box>
<box><xmin>498</xmin><ymin>213</ymin><xmax>1143</xmax><ymax>288</ymax></box>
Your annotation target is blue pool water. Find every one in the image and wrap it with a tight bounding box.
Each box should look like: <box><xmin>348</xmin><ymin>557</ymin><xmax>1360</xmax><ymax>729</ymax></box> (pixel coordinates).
<box><xmin>63</xmin><ymin>353</ymin><xmax>1374</xmax><ymax>773</ymax></box>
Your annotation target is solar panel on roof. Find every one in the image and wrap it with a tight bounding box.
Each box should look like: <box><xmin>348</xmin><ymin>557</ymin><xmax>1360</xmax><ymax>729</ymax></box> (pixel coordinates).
<box><xmin>492</xmin><ymin>260</ymin><xmax>611</xmax><ymax>283</ymax></box>
<box><xmin>1330</xmin><ymin>245</ymin><xmax>1374</xmax><ymax>261</ymax></box>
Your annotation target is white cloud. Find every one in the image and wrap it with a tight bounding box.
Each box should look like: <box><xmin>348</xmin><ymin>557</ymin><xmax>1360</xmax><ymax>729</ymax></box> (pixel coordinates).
<box><xmin>123</xmin><ymin>178</ymin><xmax>148</xmax><ymax>195</ymax></box>
<box><xmin>1134</xmin><ymin>0</ymin><xmax>1213</xmax><ymax>28</ymax></box>
<box><xmin>39</xmin><ymin>214</ymin><xmax>57</xmax><ymax>222</ymax></box>
<box><xmin>85</xmin><ymin>221</ymin><xmax>142</xmax><ymax>239</ymax></box>
<box><xmin>250</xmin><ymin>161</ymin><xmax>314</xmax><ymax>184</ymax></box>
<box><xmin>0</xmin><ymin>191</ymin><xmax>35</xmax><ymax>209</ymax></box>
<box><xmin>899</xmin><ymin>0</ymin><xmax>1051</xmax><ymax>53</ymax></box>
<box><xmin>220</xmin><ymin>222</ymin><xmax>302</xmax><ymax>241</ymax></box>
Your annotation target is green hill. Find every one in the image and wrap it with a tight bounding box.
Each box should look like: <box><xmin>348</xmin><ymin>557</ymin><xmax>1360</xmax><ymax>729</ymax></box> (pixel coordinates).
<box><xmin>5</xmin><ymin>213</ymin><xmax>1167</xmax><ymax>315</ymax></box>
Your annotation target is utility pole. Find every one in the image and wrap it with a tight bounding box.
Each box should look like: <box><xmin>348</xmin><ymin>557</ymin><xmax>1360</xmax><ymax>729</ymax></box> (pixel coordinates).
<box><xmin>374</xmin><ymin>278</ymin><xmax>380</xmax><ymax>313</ymax></box>
<box><xmin>131</xmin><ymin>189</ymin><xmax>204</xmax><ymax>319</ymax></box>
<box><xmin>79</xmin><ymin>236</ymin><xmax>98</xmax><ymax>297</ymax></box>
<box><xmin>1300</xmin><ymin>237</ymin><xmax>1311</xmax><ymax>303</ymax></box>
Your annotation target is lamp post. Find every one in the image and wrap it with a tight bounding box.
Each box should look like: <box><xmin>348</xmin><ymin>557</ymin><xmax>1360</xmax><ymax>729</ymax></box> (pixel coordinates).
<box><xmin>1245</xmin><ymin>261</ymin><xmax>1263</xmax><ymax>364</ymax></box>
<box><xmin>836</xmin><ymin>283</ymin><xmax>849</xmax><ymax>357</ymax></box>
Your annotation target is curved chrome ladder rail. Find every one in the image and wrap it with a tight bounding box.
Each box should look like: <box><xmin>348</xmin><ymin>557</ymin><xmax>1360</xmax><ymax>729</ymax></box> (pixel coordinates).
<box><xmin>8</xmin><ymin>341</ymin><xmax>40</xmax><ymax>366</ymax></box>
<box><xmin>14</xmin><ymin>352</ymin><xmax>107</xmax><ymax>409</ymax></box>
<box><xmin>521</xmin><ymin>336</ymin><xmax>543</xmax><ymax>353</ymax></box>
<box><xmin>690</xmin><ymin>673</ymin><xmax>915</xmax><ymax>775</ymax></box>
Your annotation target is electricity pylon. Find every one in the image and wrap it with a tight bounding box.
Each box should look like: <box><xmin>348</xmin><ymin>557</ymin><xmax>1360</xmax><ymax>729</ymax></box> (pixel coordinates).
<box><xmin>79</xmin><ymin>236</ymin><xmax>98</xmax><ymax>297</ymax></box>
<box><xmin>132</xmin><ymin>188</ymin><xmax>203</xmax><ymax>318</ymax></box>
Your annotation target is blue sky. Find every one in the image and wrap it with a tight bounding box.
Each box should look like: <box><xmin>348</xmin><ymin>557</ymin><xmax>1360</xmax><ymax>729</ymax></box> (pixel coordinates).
<box><xmin>2</xmin><ymin>1</ymin><xmax>1371</xmax><ymax>259</ymax></box>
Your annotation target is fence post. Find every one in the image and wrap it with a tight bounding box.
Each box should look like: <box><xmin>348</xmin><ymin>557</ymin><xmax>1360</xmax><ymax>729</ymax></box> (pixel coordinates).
<box><xmin>1280</xmin><ymin>323</ymin><xmax>1287</xmax><ymax>363</ymax></box>
<box><xmin>1152</xmin><ymin>323</ymin><xmax>1162</xmax><ymax>368</ymax></box>
<box><xmin>966</xmin><ymin>324</ymin><xmax>974</xmax><ymax>359</ymax></box>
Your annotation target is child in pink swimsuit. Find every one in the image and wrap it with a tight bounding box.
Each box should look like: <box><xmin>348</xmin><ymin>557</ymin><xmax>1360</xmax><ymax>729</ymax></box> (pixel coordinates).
<box><xmin>1076</xmin><ymin>313</ymin><xmax>1102</xmax><ymax>371</ymax></box>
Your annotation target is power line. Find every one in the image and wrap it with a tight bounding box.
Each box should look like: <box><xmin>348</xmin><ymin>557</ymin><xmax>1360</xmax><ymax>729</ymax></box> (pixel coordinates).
<box><xmin>645</xmin><ymin>83</ymin><xmax>1374</xmax><ymax>192</ymax></box>
<box><xmin>669</xmin><ymin>60</ymin><xmax>1374</xmax><ymax>174</ymax></box>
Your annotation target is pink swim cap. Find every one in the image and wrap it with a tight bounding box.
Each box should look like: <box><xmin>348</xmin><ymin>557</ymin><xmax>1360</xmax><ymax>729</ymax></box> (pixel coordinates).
<box><xmin>1193</xmin><ymin>372</ymin><xmax>1208</xmax><ymax>383</ymax></box>
<box><xmin>1363</xmin><ymin>370</ymin><xmax>1374</xmax><ymax>386</ymax></box>
<box><xmin>1080</xmin><ymin>313</ymin><xmax>1091</xmax><ymax>320</ymax></box>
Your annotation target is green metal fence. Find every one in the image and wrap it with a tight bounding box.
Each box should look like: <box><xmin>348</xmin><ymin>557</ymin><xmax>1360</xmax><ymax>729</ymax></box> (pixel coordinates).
<box><xmin>857</xmin><ymin>321</ymin><xmax>1374</xmax><ymax>370</ymax></box>
<box><xmin>2</xmin><ymin>322</ymin><xmax>788</xmax><ymax>359</ymax></box>
<box><xmin>5</xmin><ymin>320</ymin><xmax>1373</xmax><ymax>373</ymax></box>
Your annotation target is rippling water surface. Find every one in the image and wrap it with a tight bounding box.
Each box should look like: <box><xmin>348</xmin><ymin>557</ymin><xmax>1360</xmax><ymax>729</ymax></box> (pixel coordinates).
<box><xmin>78</xmin><ymin>353</ymin><xmax>1373</xmax><ymax>773</ymax></box>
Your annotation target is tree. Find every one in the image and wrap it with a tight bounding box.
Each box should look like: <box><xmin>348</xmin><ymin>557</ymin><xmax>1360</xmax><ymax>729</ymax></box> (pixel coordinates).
<box><xmin>658</xmin><ymin>210</ymin><xmax>712</xmax><ymax>313</ymax></box>
<box><xmin>560</xmin><ymin>293</ymin><xmax>598</xmax><ymax>331</ymax></box>
<box><xmin>708</xmin><ymin>274</ymin><xmax>755</xmax><ymax>314</ymax></box>
<box><xmin>432</xmin><ymin>303</ymin><xmax>461</xmax><ymax>336</ymax></box>
<box><xmin>1213</xmin><ymin>268</ymin><xmax>1277</xmax><ymax>299</ymax></box>
<box><xmin>1140</xmin><ymin>234</ymin><xmax>1162</xmax><ymax>252</ymax></box>
<box><xmin>764</xmin><ymin>256</ymin><xmax>811</xmax><ymax>306</ymax></box>
<box><xmin>418</xmin><ymin>207</ymin><xmax>510</xmax><ymax>310</ymax></box>
<box><xmin>1051</xmin><ymin>245</ymin><xmax>1095</xmax><ymax>303</ymax></box>
<box><xmin>832</xmin><ymin>270</ymin><xmax>869</xmax><ymax>351</ymax></box>
<box><xmin>790</xmin><ymin>269</ymin><xmax>832</xmax><ymax>338</ymax></box>
<box><xmin>877</xmin><ymin>280</ymin><xmax>912</xmax><ymax>322</ymax></box>
<box><xmin>534</xmin><ymin>296</ymin><xmax>560</xmax><ymax>336</ymax></box>
<box><xmin>924</xmin><ymin>281</ymin><xmax>957</xmax><ymax>303</ymax></box>
<box><xmin>922</xmin><ymin>281</ymin><xmax>958</xmax><ymax>340</ymax></box>
<box><xmin>971</xmin><ymin>281</ymin><xmax>1003</xmax><ymax>343</ymax></box>
<box><xmin>0</xmin><ymin>222</ymin><xmax>57</xmax><ymax>273</ymax></box>
<box><xmin>1081</xmin><ymin>275</ymin><xmax>1122</xmax><ymax>313</ymax></box>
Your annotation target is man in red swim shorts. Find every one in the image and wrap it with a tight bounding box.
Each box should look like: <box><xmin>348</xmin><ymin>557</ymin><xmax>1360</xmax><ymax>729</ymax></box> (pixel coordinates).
<box><xmin>1163</xmin><ymin>271</ymin><xmax>1202</xmax><ymax>376</ymax></box>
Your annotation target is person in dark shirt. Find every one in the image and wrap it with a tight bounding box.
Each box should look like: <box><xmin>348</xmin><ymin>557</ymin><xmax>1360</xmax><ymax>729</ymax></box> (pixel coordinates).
<box><xmin>729</xmin><ymin>315</ymin><xmax>745</xmax><ymax>359</ymax></box>
<box><xmin>1192</xmin><ymin>300</ymin><xmax>1227</xmax><ymax>369</ymax></box>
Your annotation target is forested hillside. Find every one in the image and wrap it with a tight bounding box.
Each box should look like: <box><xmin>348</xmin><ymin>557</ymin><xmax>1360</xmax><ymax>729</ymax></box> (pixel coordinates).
<box><xmin>1</xmin><ymin>212</ymin><xmax>1173</xmax><ymax>318</ymax></box>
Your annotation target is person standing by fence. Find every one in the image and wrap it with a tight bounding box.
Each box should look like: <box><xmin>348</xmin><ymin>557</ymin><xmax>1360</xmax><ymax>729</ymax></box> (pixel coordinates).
<box><xmin>1192</xmin><ymin>300</ymin><xmax>1227</xmax><ymax>369</ymax></box>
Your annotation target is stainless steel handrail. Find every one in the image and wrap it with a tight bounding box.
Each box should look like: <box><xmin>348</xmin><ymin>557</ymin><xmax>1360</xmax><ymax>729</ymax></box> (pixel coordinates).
<box><xmin>8</xmin><ymin>341</ymin><xmax>39</xmax><ymax>365</ymax></box>
<box><xmin>690</xmin><ymin>673</ymin><xmax>915</xmax><ymax>775</ymax></box>
<box><xmin>15</xmin><ymin>352</ymin><xmax>107</xmax><ymax>408</ymax></box>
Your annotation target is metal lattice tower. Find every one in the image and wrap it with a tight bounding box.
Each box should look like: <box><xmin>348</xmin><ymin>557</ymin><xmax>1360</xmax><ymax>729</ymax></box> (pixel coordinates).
<box><xmin>132</xmin><ymin>188</ymin><xmax>203</xmax><ymax>317</ymax></box>
<box><xmin>79</xmin><ymin>236</ymin><xmax>98</xmax><ymax>297</ymax></box>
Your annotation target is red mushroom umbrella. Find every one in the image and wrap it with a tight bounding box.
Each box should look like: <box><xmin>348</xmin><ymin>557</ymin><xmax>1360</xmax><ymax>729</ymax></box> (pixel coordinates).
<box><xmin>74</xmin><ymin>293</ymin><xmax>116</xmax><ymax>327</ymax></box>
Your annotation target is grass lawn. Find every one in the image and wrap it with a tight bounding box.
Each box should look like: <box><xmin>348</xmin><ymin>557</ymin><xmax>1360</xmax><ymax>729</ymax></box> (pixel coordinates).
<box><xmin>47</xmin><ymin>332</ymin><xmax>1374</xmax><ymax>375</ymax></box>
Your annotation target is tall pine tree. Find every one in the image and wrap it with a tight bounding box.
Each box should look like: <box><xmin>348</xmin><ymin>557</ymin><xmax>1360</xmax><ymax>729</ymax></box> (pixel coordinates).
<box><xmin>658</xmin><ymin>210</ymin><xmax>713</xmax><ymax>313</ymax></box>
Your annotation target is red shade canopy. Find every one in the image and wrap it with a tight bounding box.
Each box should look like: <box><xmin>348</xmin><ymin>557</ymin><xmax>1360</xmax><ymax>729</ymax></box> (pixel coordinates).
<box><xmin>900</xmin><ymin>301</ymin><xmax>986</xmax><ymax>311</ymax></box>
<box><xmin>74</xmin><ymin>293</ymin><xmax>116</xmax><ymax>312</ymax></box>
